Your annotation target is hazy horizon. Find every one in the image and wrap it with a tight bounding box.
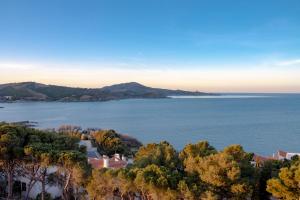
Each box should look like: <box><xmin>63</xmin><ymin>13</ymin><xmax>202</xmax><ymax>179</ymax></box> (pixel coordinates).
<box><xmin>1</xmin><ymin>80</ymin><xmax>300</xmax><ymax>94</ymax></box>
<box><xmin>1</xmin><ymin>0</ymin><xmax>300</xmax><ymax>93</ymax></box>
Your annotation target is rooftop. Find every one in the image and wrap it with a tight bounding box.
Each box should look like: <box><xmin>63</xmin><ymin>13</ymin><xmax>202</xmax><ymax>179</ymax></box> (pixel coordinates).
<box><xmin>88</xmin><ymin>156</ymin><xmax>127</xmax><ymax>169</ymax></box>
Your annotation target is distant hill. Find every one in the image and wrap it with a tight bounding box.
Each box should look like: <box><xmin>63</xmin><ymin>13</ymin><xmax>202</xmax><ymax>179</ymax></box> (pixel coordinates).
<box><xmin>0</xmin><ymin>82</ymin><xmax>216</xmax><ymax>102</ymax></box>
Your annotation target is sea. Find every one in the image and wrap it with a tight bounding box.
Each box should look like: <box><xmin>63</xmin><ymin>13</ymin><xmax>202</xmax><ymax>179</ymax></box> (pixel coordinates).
<box><xmin>1</xmin><ymin>94</ymin><xmax>300</xmax><ymax>156</ymax></box>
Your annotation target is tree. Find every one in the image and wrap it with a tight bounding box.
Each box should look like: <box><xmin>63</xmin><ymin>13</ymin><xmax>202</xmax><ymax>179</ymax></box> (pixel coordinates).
<box><xmin>177</xmin><ymin>179</ymin><xmax>200</xmax><ymax>200</ymax></box>
<box><xmin>134</xmin><ymin>141</ymin><xmax>180</xmax><ymax>169</ymax></box>
<box><xmin>180</xmin><ymin>141</ymin><xmax>216</xmax><ymax>171</ymax></box>
<box><xmin>267</xmin><ymin>161</ymin><xmax>300</xmax><ymax>199</ymax></box>
<box><xmin>56</xmin><ymin>150</ymin><xmax>90</xmax><ymax>200</ymax></box>
<box><xmin>113</xmin><ymin>169</ymin><xmax>137</xmax><ymax>200</ymax></box>
<box><xmin>22</xmin><ymin>128</ymin><xmax>82</xmax><ymax>200</ymax></box>
<box><xmin>134</xmin><ymin>164</ymin><xmax>179</xmax><ymax>200</ymax></box>
<box><xmin>177</xmin><ymin>174</ymin><xmax>205</xmax><ymax>200</ymax></box>
<box><xmin>252</xmin><ymin>159</ymin><xmax>284</xmax><ymax>200</ymax></box>
<box><xmin>0</xmin><ymin>124</ymin><xmax>28</xmax><ymax>199</ymax></box>
<box><xmin>178</xmin><ymin>141</ymin><xmax>217</xmax><ymax>199</ymax></box>
<box><xmin>87</xmin><ymin>141</ymin><xmax>182</xmax><ymax>200</ymax></box>
<box><xmin>184</xmin><ymin>145</ymin><xmax>254</xmax><ymax>199</ymax></box>
<box><xmin>21</xmin><ymin>126</ymin><xmax>87</xmax><ymax>200</ymax></box>
<box><xmin>21</xmin><ymin>130</ymin><xmax>57</xmax><ymax>200</ymax></box>
<box><xmin>92</xmin><ymin>130</ymin><xmax>126</xmax><ymax>155</ymax></box>
<box><xmin>23</xmin><ymin>145</ymin><xmax>53</xmax><ymax>200</ymax></box>
<box><xmin>86</xmin><ymin>169</ymin><xmax>115</xmax><ymax>200</ymax></box>
<box><xmin>58</xmin><ymin>125</ymin><xmax>82</xmax><ymax>139</ymax></box>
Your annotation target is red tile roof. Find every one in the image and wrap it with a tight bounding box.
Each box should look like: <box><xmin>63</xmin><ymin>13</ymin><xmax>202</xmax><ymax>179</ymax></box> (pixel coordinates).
<box><xmin>278</xmin><ymin>150</ymin><xmax>287</xmax><ymax>158</ymax></box>
<box><xmin>253</xmin><ymin>154</ymin><xmax>275</xmax><ymax>162</ymax></box>
<box><xmin>88</xmin><ymin>157</ymin><xmax>127</xmax><ymax>169</ymax></box>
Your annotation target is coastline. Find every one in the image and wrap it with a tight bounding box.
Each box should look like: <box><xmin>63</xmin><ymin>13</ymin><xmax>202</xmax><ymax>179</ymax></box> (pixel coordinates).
<box><xmin>0</xmin><ymin>94</ymin><xmax>220</xmax><ymax>103</ymax></box>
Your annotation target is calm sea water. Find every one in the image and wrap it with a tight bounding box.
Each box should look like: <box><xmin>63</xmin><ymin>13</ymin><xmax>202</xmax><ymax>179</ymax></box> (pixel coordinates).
<box><xmin>1</xmin><ymin>94</ymin><xmax>300</xmax><ymax>156</ymax></box>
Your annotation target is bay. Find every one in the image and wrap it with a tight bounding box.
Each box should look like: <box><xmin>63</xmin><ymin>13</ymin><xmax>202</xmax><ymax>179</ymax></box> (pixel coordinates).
<box><xmin>1</xmin><ymin>94</ymin><xmax>300</xmax><ymax>156</ymax></box>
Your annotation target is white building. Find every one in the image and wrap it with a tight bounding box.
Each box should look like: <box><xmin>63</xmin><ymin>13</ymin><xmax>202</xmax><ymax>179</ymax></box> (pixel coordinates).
<box><xmin>12</xmin><ymin>139</ymin><xmax>131</xmax><ymax>198</ymax></box>
<box><xmin>273</xmin><ymin>150</ymin><xmax>300</xmax><ymax>160</ymax></box>
<box><xmin>11</xmin><ymin>166</ymin><xmax>62</xmax><ymax>199</ymax></box>
<box><xmin>79</xmin><ymin>139</ymin><xmax>129</xmax><ymax>169</ymax></box>
<box><xmin>286</xmin><ymin>152</ymin><xmax>300</xmax><ymax>160</ymax></box>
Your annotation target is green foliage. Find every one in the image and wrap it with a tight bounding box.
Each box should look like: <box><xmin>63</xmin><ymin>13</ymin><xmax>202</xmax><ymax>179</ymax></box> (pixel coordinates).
<box><xmin>35</xmin><ymin>192</ymin><xmax>53</xmax><ymax>200</ymax></box>
<box><xmin>53</xmin><ymin>144</ymin><xmax>90</xmax><ymax>199</ymax></box>
<box><xmin>253</xmin><ymin>159</ymin><xmax>284</xmax><ymax>199</ymax></box>
<box><xmin>1</xmin><ymin>123</ymin><xmax>299</xmax><ymax>200</ymax></box>
<box><xmin>92</xmin><ymin>129</ymin><xmax>127</xmax><ymax>155</ymax></box>
<box><xmin>88</xmin><ymin>141</ymin><xmax>286</xmax><ymax>200</ymax></box>
<box><xmin>179</xmin><ymin>141</ymin><xmax>216</xmax><ymax>173</ymax></box>
<box><xmin>183</xmin><ymin>145</ymin><xmax>255</xmax><ymax>199</ymax></box>
<box><xmin>86</xmin><ymin>169</ymin><xmax>115</xmax><ymax>200</ymax></box>
<box><xmin>34</xmin><ymin>85</ymin><xmax>88</xmax><ymax>100</ymax></box>
<box><xmin>179</xmin><ymin>141</ymin><xmax>216</xmax><ymax>160</ymax></box>
<box><xmin>135</xmin><ymin>164</ymin><xmax>180</xmax><ymax>199</ymax></box>
<box><xmin>0</xmin><ymin>123</ymin><xmax>28</xmax><ymax>160</ymax></box>
<box><xmin>57</xmin><ymin>125</ymin><xmax>82</xmax><ymax>139</ymax></box>
<box><xmin>291</xmin><ymin>155</ymin><xmax>300</xmax><ymax>165</ymax></box>
<box><xmin>134</xmin><ymin>141</ymin><xmax>180</xmax><ymax>169</ymax></box>
<box><xmin>0</xmin><ymin>81</ymin><xmax>208</xmax><ymax>101</ymax></box>
<box><xmin>223</xmin><ymin>145</ymin><xmax>255</xmax><ymax>179</ymax></box>
<box><xmin>134</xmin><ymin>164</ymin><xmax>180</xmax><ymax>190</ymax></box>
<box><xmin>267</xmin><ymin>161</ymin><xmax>300</xmax><ymax>199</ymax></box>
<box><xmin>0</xmin><ymin>86</ymin><xmax>33</xmax><ymax>99</ymax></box>
<box><xmin>177</xmin><ymin>180</ymin><xmax>196</xmax><ymax>200</ymax></box>
<box><xmin>119</xmin><ymin>134</ymin><xmax>143</xmax><ymax>153</ymax></box>
<box><xmin>0</xmin><ymin>123</ymin><xmax>31</xmax><ymax>198</ymax></box>
<box><xmin>0</xmin><ymin>122</ymin><xmax>89</xmax><ymax>200</ymax></box>
<box><xmin>87</xmin><ymin>141</ymin><xmax>209</xmax><ymax>200</ymax></box>
<box><xmin>87</xmin><ymin>141</ymin><xmax>182</xmax><ymax>200</ymax></box>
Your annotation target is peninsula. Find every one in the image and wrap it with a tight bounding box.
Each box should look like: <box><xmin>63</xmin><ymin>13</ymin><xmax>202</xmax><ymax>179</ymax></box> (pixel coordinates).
<box><xmin>0</xmin><ymin>82</ymin><xmax>216</xmax><ymax>102</ymax></box>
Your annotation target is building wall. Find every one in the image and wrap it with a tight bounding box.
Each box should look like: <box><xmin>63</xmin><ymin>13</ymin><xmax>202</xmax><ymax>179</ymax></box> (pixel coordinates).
<box><xmin>15</xmin><ymin>166</ymin><xmax>62</xmax><ymax>199</ymax></box>
<box><xmin>286</xmin><ymin>153</ymin><xmax>300</xmax><ymax>160</ymax></box>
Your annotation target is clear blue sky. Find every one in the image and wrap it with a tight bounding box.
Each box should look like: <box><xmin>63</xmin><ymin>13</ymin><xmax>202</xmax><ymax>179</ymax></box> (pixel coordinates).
<box><xmin>1</xmin><ymin>0</ymin><xmax>300</xmax><ymax>92</ymax></box>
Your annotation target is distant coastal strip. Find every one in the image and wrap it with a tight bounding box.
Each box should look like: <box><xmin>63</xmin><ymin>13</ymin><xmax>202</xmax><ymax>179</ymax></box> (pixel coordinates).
<box><xmin>168</xmin><ymin>95</ymin><xmax>272</xmax><ymax>99</ymax></box>
<box><xmin>0</xmin><ymin>81</ymin><xmax>217</xmax><ymax>102</ymax></box>
<box><xmin>9</xmin><ymin>121</ymin><xmax>38</xmax><ymax>127</ymax></box>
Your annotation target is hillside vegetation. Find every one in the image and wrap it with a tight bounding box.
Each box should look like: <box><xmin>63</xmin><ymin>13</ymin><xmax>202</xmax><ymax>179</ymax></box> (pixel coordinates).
<box><xmin>1</xmin><ymin>122</ymin><xmax>299</xmax><ymax>200</ymax></box>
<box><xmin>0</xmin><ymin>82</ymin><xmax>214</xmax><ymax>102</ymax></box>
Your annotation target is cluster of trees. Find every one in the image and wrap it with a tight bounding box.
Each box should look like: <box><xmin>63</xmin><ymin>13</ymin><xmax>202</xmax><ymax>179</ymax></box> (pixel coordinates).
<box><xmin>91</xmin><ymin>129</ymin><xmax>142</xmax><ymax>156</ymax></box>
<box><xmin>87</xmin><ymin>141</ymin><xmax>300</xmax><ymax>200</ymax></box>
<box><xmin>1</xmin><ymin>122</ymin><xmax>299</xmax><ymax>200</ymax></box>
<box><xmin>266</xmin><ymin>158</ymin><xmax>300</xmax><ymax>199</ymax></box>
<box><xmin>0</xmin><ymin>122</ymin><xmax>90</xmax><ymax>200</ymax></box>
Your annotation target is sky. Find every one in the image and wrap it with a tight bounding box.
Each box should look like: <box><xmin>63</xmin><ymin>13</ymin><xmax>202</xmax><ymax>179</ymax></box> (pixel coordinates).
<box><xmin>0</xmin><ymin>0</ymin><xmax>300</xmax><ymax>92</ymax></box>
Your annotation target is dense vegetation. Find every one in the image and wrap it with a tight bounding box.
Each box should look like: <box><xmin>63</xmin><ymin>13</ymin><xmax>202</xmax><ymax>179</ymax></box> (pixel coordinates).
<box><xmin>0</xmin><ymin>122</ymin><xmax>299</xmax><ymax>200</ymax></box>
<box><xmin>87</xmin><ymin>142</ymin><xmax>300</xmax><ymax>200</ymax></box>
<box><xmin>0</xmin><ymin>122</ymin><xmax>90</xmax><ymax>200</ymax></box>
<box><xmin>92</xmin><ymin>129</ymin><xmax>142</xmax><ymax>156</ymax></box>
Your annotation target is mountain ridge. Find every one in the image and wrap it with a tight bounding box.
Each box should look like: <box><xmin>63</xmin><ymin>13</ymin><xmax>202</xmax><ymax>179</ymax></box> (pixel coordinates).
<box><xmin>0</xmin><ymin>82</ymin><xmax>216</xmax><ymax>102</ymax></box>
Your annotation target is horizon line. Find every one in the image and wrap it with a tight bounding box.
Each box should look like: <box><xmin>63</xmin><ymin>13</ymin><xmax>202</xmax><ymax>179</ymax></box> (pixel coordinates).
<box><xmin>1</xmin><ymin>81</ymin><xmax>299</xmax><ymax>94</ymax></box>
